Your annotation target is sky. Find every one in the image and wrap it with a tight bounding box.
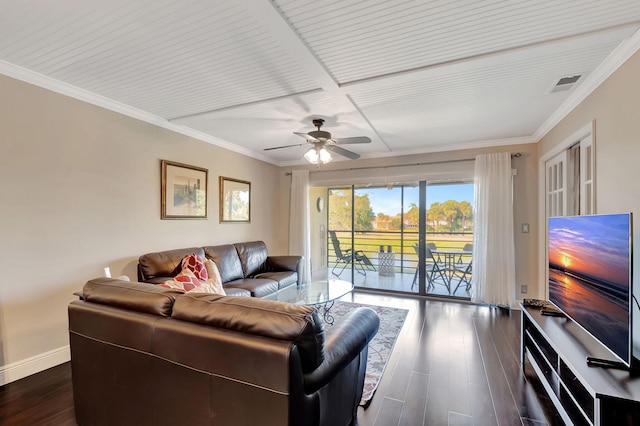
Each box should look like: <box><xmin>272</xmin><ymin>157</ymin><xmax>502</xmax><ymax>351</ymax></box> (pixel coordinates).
<box><xmin>357</xmin><ymin>183</ymin><xmax>474</xmax><ymax>216</ymax></box>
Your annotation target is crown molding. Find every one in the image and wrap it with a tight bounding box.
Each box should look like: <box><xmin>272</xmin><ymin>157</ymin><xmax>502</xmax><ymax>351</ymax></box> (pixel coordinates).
<box><xmin>0</xmin><ymin>60</ymin><xmax>277</xmax><ymax>165</ymax></box>
<box><xmin>534</xmin><ymin>27</ymin><xmax>640</xmax><ymax>141</ymax></box>
<box><xmin>361</xmin><ymin>135</ymin><xmax>538</xmax><ymax>159</ymax></box>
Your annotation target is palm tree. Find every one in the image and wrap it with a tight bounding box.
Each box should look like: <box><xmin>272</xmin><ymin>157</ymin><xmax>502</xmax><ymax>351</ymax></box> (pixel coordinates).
<box><xmin>442</xmin><ymin>200</ymin><xmax>460</xmax><ymax>232</ymax></box>
<box><xmin>427</xmin><ymin>202</ymin><xmax>444</xmax><ymax>231</ymax></box>
<box><xmin>459</xmin><ymin>200</ymin><xmax>472</xmax><ymax>231</ymax></box>
<box><xmin>405</xmin><ymin>202</ymin><xmax>419</xmax><ymax>228</ymax></box>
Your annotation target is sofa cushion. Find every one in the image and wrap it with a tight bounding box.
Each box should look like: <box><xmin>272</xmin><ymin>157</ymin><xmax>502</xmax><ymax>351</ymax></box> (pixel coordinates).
<box><xmin>138</xmin><ymin>247</ymin><xmax>205</xmax><ymax>282</ymax></box>
<box><xmin>223</xmin><ymin>287</ymin><xmax>251</xmax><ymax>297</ymax></box>
<box><xmin>234</xmin><ymin>241</ymin><xmax>267</xmax><ymax>277</ymax></box>
<box><xmin>224</xmin><ymin>278</ymin><xmax>279</xmax><ymax>298</ymax></box>
<box><xmin>203</xmin><ymin>244</ymin><xmax>244</xmax><ymax>282</ymax></box>
<box><xmin>82</xmin><ymin>277</ymin><xmax>182</xmax><ymax>317</ymax></box>
<box><xmin>171</xmin><ymin>294</ymin><xmax>325</xmax><ymax>373</ymax></box>
<box><xmin>254</xmin><ymin>271</ymin><xmax>297</xmax><ymax>289</ymax></box>
<box><xmin>187</xmin><ymin>281</ymin><xmax>224</xmax><ymax>295</ymax></box>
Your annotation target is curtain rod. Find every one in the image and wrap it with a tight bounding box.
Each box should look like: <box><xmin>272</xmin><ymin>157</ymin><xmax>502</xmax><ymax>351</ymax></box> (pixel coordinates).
<box><xmin>284</xmin><ymin>152</ymin><xmax>521</xmax><ymax>175</ymax></box>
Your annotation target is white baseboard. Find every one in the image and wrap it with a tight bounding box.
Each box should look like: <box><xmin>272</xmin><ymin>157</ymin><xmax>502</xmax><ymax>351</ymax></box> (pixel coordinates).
<box><xmin>0</xmin><ymin>345</ymin><xmax>70</xmax><ymax>386</ymax></box>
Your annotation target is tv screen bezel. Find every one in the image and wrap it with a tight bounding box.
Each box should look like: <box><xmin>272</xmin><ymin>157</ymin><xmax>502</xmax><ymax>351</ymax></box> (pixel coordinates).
<box><xmin>547</xmin><ymin>212</ymin><xmax>633</xmax><ymax>367</ymax></box>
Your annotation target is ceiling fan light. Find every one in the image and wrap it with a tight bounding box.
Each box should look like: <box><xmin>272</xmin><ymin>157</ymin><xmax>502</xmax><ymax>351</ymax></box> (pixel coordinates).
<box><xmin>304</xmin><ymin>148</ymin><xmax>319</xmax><ymax>164</ymax></box>
<box><xmin>319</xmin><ymin>147</ymin><xmax>332</xmax><ymax>163</ymax></box>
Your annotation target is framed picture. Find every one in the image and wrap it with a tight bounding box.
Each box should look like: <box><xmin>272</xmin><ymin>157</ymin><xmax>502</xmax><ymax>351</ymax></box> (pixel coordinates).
<box><xmin>219</xmin><ymin>176</ymin><xmax>251</xmax><ymax>223</ymax></box>
<box><xmin>161</xmin><ymin>160</ymin><xmax>208</xmax><ymax>219</ymax></box>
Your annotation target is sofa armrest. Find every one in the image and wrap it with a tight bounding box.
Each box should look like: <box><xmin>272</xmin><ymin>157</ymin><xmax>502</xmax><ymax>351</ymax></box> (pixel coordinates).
<box><xmin>302</xmin><ymin>307</ymin><xmax>380</xmax><ymax>394</ymax></box>
<box><xmin>266</xmin><ymin>255</ymin><xmax>301</xmax><ymax>271</ymax></box>
<box><xmin>267</xmin><ymin>255</ymin><xmax>303</xmax><ymax>285</ymax></box>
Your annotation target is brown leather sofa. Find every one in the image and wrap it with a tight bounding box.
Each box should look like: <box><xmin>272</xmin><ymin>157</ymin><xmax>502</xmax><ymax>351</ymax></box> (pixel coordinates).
<box><xmin>138</xmin><ymin>241</ymin><xmax>302</xmax><ymax>298</ymax></box>
<box><xmin>69</xmin><ymin>278</ymin><xmax>379</xmax><ymax>426</ymax></box>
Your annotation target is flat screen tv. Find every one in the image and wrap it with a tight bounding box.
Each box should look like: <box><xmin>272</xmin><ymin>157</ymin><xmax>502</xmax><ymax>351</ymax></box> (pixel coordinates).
<box><xmin>548</xmin><ymin>213</ymin><xmax>633</xmax><ymax>367</ymax></box>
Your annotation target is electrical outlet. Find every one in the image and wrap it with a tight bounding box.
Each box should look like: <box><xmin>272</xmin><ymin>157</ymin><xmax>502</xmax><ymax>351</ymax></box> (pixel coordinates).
<box><xmin>521</xmin><ymin>285</ymin><xmax>528</xmax><ymax>294</ymax></box>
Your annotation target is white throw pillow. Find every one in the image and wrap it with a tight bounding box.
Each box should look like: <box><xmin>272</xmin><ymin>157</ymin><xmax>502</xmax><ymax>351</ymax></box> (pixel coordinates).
<box><xmin>192</xmin><ymin>258</ymin><xmax>226</xmax><ymax>295</ymax></box>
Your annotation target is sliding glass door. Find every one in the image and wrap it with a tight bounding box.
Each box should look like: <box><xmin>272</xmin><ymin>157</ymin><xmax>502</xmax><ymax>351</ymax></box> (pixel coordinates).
<box><xmin>326</xmin><ymin>187</ymin><xmax>354</xmax><ymax>279</ymax></box>
<box><xmin>421</xmin><ymin>182</ymin><xmax>474</xmax><ymax>298</ymax></box>
<box><xmin>319</xmin><ymin>180</ymin><xmax>473</xmax><ymax>299</ymax></box>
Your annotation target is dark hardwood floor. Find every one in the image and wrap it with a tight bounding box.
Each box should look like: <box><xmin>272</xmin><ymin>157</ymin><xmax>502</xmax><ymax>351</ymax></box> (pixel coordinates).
<box><xmin>0</xmin><ymin>358</ymin><xmax>75</xmax><ymax>425</ymax></box>
<box><xmin>348</xmin><ymin>291</ymin><xmax>562</xmax><ymax>426</ymax></box>
<box><xmin>0</xmin><ymin>291</ymin><xmax>562</xmax><ymax>425</ymax></box>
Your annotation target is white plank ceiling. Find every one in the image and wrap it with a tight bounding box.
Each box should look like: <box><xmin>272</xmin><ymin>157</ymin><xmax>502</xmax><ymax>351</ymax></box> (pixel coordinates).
<box><xmin>1</xmin><ymin>0</ymin><xmax>640</xmax><ymax>165</ymax></box>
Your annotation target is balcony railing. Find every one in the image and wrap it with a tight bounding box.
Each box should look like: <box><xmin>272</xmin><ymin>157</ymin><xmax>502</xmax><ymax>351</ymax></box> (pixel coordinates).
<box><xmin>328</xmin><ymin>229</ymin><xmax>472</xmax><ymax>273</ymax></box>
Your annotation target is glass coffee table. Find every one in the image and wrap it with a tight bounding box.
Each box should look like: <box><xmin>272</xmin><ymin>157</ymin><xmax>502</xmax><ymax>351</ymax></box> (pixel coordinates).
<box><xmin>273</xmin><ymin>279</ymin><xmax>353</xmax><ymax>325</ymax></box>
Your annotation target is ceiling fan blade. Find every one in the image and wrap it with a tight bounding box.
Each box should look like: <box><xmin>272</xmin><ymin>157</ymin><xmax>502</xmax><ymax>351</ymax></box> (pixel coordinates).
<box><xmin>333</xmin><ymin>136</ymin><xmax>371</xmax><ymax>144</ymax></box>
<box><xmin>326</xmin><ymin>145</ymin><xmax>361</xmax><ymax>160</ymax></box>
<box><xmin>294</xmin><ymin>131</ymin><xmax>319</xmax><ymax>142</ymax></box>
<box><xmin>264</xmin><ymin>143</ymin><xmax>306</xmax><ymax>151</ymax></box>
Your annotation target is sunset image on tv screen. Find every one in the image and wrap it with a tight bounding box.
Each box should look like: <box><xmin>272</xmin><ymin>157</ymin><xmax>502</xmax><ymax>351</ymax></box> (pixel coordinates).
<box><xmin>548</xmin><ymin>213</ymin><xmax>631</xmax><ymax>364</ymax></box>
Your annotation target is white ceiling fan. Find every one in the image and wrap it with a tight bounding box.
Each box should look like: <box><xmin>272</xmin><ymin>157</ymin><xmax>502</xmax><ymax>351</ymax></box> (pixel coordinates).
<box><xmin>264</xmin><ymin>118</ymin><xmax>371</xmax><ymax>163</ymax></box>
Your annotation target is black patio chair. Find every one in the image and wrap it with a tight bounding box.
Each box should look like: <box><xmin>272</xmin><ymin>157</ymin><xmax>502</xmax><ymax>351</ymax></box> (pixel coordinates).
<box><xmin>412</xmin><ymin>244</ymin><xmax>449</xmax><ymax>293</ymax></box>
<box><xmin>453</xmin><ymin>261</ymin><xmax>472</xmax><ymax>293</ymax></box>
<box><xmin>329</xmin><ymin>231</ymin><xmax>375</xmax><ymax>276</ymax></box>
<box><xmin>453</xmin><ymin>243</ymin><xmax>473</xmax><ymax>294</ymax></box>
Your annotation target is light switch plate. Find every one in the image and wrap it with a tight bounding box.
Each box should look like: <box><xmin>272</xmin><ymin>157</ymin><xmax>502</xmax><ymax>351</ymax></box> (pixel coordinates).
<box><xmin>522</xmin><ymin>223</ymin><xmax>529</xmax><ymax>233</ymax></box>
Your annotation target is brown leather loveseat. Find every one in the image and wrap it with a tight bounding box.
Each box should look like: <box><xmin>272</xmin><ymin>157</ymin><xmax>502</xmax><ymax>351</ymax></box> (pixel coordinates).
<box><xmin>69</xmin><ymin>278</ymin><xmax>379</xmax><ymax>426</ymax></box>
<box><xmin>138</xmin><ymin>240</ymin><xmax>301</xmax><ymax>298</ymax></box>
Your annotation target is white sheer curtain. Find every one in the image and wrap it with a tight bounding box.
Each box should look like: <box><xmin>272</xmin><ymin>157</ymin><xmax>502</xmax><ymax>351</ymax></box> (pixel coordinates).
<box><xmin>471</xmin><ymin>152</ymin><xmax>516</xmax><ymax>306</ymax></box>
<box><xmin>289</xmin><ymin>170</ymin><xmax>311</xmax><ymax>283</ymax></box>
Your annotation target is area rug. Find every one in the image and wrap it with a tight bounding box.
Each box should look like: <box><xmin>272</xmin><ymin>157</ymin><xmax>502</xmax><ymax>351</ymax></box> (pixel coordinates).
<box><xmin>326</xmin><ymin>301</ymin><xmax>408</xmax><ymax>407</ymax></box>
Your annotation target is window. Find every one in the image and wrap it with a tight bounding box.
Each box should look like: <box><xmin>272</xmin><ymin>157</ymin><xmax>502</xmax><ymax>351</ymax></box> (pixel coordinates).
<box><xmin>545</xmin><ymin>128</ymin><xmax>595</xmax><ymax>218</ymax></box>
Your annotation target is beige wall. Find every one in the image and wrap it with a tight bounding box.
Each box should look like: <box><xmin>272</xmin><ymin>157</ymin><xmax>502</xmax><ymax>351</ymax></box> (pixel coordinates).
<box><xmin>540</xmin><ymin>50</ymin><xmax>640</xmax><ymax>214</ymax></box>
<box><xmin>539</xmin><ymin>49</ymin><xmax>640</xmax><ymax>352</ymax></box>
<box><xmin>539</xmin><ymin>49</ymin><xmax>640</xmax><ymax>287</ymax></box>
<box><xmin>0</xmin><ymin>75</ymin><xmax>286</xmax><ymax>380</ymax></box>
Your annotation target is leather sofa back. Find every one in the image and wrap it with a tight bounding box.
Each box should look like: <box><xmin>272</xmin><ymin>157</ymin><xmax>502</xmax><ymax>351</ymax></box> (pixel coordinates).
<box><xmin>202</xmin><ymin>244</ymin><xmax>244</xmax><ymax>282</ymax></box>
<box><xmin>173</xmin><ymin>293</ymin><xmax>325</xmax><ymax>372</ymax></box>
<box><xmin>77</xmin><ymin>278</ymin><xmax>325</xmax><ymax>372</ymax></box>
<box><xmin>234</xmin><ymin>240</ymin><xmax>268</xmax><ymax>277</ymax></box>
<box><xmin>137</xmin><ymin>246</ymin><xmax>205</xmax><ymax>283</ymax></box>
<box><xmin>83</xmin><ymin>277</ymin><xmax>183</xmax><ymax>316</ymax></box>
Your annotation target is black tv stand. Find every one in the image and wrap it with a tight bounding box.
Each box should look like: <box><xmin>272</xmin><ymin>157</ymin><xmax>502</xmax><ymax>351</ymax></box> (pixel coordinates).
<box><xmin>586</xmin><ymin>356</ymin><xmax>630</xmax><ymax>371</ymax></box>
<box><xmin>521</xmin><ymin>305</ymin><xmax>640</xmax><ymax>425</ymax></box>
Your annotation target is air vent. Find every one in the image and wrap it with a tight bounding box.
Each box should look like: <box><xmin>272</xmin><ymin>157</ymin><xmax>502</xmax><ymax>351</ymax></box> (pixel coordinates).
<box><xmin>550</xmin><ymin>75</ymin><xmax>582</xmax><ymax>93</ymax></box>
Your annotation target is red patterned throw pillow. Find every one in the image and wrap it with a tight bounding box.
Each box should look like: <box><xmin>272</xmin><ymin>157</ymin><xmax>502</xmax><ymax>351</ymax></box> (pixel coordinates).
<box><xmin>182</xmin><ymin>254</ymin><xmax>208</xmax><ymax>281</ymax></box>
<box><xmin>189</xmin><ymin>258</ymin><xmax>226</xmax><ymax>295</ymax></box>
<box><xmin>159</xmin><ymin>268</ymin><xmax>201</xmax><ymax>292</ymax></box>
